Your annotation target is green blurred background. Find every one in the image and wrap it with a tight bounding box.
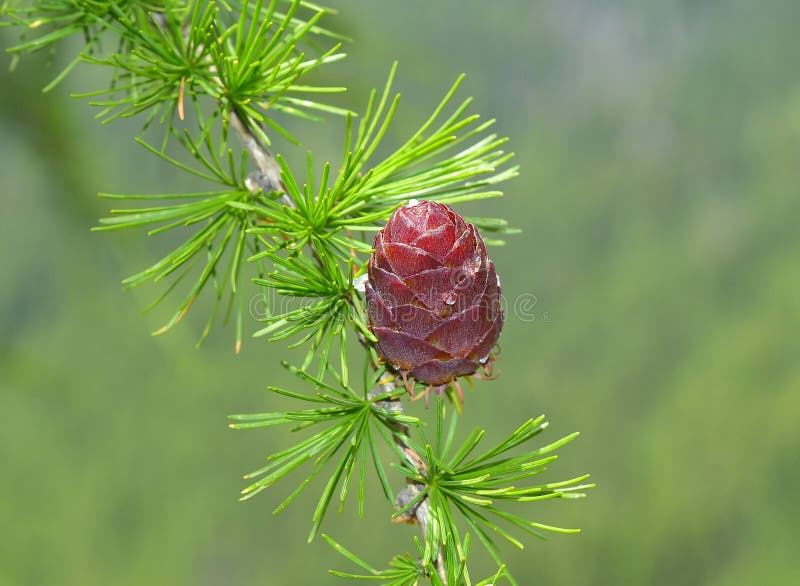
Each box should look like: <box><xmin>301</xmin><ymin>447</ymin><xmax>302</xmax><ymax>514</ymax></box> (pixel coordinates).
<box><xmin>2</xmin><ymin>1</ymin><xmax>799</xmax><ymax>584</ymax></box>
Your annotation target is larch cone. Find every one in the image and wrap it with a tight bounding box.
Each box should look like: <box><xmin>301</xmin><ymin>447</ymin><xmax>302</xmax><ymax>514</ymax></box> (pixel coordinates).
<box><xmin>365</xmin><ymin>200</ymin><xmax>503</xmax><ymax>389</ymax></box>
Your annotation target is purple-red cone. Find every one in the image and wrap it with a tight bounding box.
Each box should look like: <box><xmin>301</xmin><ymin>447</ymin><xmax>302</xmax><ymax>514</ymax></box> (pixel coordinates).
<box><xmin>365</xmin><ymin>200</ymin><xmax>503</xmax><ymax>387</ymax></box>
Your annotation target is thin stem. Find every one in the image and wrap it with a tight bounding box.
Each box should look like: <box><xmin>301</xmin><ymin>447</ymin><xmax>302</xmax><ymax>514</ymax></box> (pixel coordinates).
<box><xmin>230</xmin><ymin>109</ymin><xmax>286</xmax><ymax>196</ymax></box>
<box><xmin>371</xmin><ymin>383</ymin><xmax>447</xmax><ymax>584</ymax></box>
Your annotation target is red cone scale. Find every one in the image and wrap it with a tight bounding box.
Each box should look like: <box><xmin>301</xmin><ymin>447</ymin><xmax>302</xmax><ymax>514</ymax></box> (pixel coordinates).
<box><xmin>365</xmin><ymin>200</ymin><xmax>503</xmax><ymax>387</ymax></box>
